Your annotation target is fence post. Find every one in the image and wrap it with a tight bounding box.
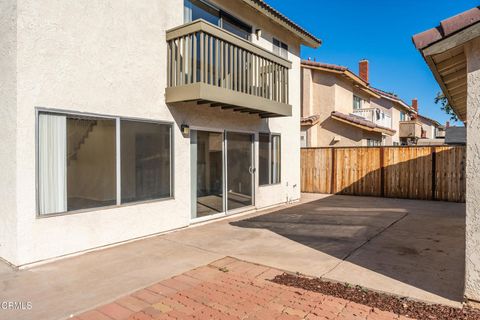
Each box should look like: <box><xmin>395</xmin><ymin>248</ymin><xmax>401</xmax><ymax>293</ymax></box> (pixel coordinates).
<box><xmin>380</xmin><ymin>147</ymin><xmax>385</xmax><ymax>197</ymax></box>
<box><xmin>431</xmin><ymin>147</ymin><xmax>437</xmax><ymax>200</ymax></box>
<box><xmin>330</xmin><ymin>148</ymin><xmax>336</xmax><ymax>194</ymax></box>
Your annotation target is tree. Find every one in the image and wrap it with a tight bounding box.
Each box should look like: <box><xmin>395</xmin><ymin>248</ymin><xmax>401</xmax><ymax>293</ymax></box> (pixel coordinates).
<box><xmin>434</xmin><ymin>92</ymin><xmax>459</xmax><ymax>122</ymax></box>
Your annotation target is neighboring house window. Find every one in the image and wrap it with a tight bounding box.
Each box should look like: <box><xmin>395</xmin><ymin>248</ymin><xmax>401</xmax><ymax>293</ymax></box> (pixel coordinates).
<box><xmin>400</xmin><ymin>111</ymin><xmax>406</xmax><ymax>121</ymax></box>
<box><xmin>259</xmin><ymin>133</ymin><xmax>281</xmax><ymax>185</ymax></box>
<box><xmin>184</xmin><ymin>0</ymin><xmax>252</xmax><ymax>40</ymax></box>
<box><xmin>273</xmin><ymin>38</ymin><xmax>288</xmax><ymax>59</ymax></box>
<box><xmin>37</xmin><ymin>112</ymin><xmax>173</xmax><ymax>216</ymax></box>
<box><xmin>300</xmin><ymin>130</ymin><xmax>307</xmax><ymax>148</ymax></box>
<box><xmin>366</xmin><ymin>139</ymin><xmax>381</xmax><ymax>147</ymax></box>
<box><xmin>393</xmin><ymin>142</ymin><xmax>400</xmax><ymax>146</ymax></box>
<box><xmin>353</xmin><ymin>95</ymin><xmax>362</xmax><ymax>110</ymax></box>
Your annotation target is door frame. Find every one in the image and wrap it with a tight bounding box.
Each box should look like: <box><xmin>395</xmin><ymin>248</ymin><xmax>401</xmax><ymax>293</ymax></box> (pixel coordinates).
<box><xmin>224</xmin><ymin>130</ymin><xmax>256</xmax><ymax>215</ymax></box>
<box><xmin>190</xmin><ymin>127</ymin><xmax>256</xmax><ymax>222</ymax></box>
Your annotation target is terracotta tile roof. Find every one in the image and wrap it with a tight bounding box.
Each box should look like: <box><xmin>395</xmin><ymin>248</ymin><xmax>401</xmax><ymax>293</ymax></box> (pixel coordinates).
<box><xmin>301</xmin><ymin>115</ymin><xmax>321</xmax><ymax>126</ymax></box>
<box><xmin>301</xmin><ymin>60</ymin><xmax>382</xmax><ymax>98</ymax></box>
<box><xmin>244</xmin><ymin>0</ymin><xmax>322</xmax><ymax>47</ymax></box>
<box><xmin>417</xmin><ymin>114</ymin><xmax>441</xmax><ymax>127</ymax></box>
<box><xmin>301</xmin><ymin>61</ymin><xmax>412</xmax><ymax>112</ymax></box>
<box><xmin>413</xmin><ymin>6</ymin><xmax>480</xmax><ymax>50</ymax></box>
<box><xmin>301</xmin><ymin>60</ymin><xmax>348</xmax><ymax>72</ymax></box>
<box><xmin>331</xmin><ymin>111</ymin><xmax>396</xmax><ymax>135</ymax></box>
<box><xmin>370</xmin><ymin>87</ymin><xmax>414</xmax><ymax>112</ymax></box>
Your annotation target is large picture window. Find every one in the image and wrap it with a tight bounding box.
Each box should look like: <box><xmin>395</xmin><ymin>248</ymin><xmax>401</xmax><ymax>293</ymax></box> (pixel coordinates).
<box><xmin>259</xmin><ymin>133</ymin><xmax>281</xmax><ymax>186</ymax></box>
<box><xmin>121</xmin><ymin>120</ymin><xmax>172</xmax><ymax>203</ymax></box>
<box><xmin>37</xmin><ymin>112</ymin><xmax>173</xmax><ymax>216</ymax></box>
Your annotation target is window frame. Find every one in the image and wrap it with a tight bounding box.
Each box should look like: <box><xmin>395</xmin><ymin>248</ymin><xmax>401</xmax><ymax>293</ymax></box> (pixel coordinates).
<box><xmin>258</xmin><ymin>132</ymin><xmax>281</xmax><ymax>186</ymax></box>
<box><xmin>353</xmin><ymin>95</ymin><xmax>362</xmax><ymax>110</ymax></box>
<box><xmin>273</xmin><ymin>38</ymin><xmax>288</xmax><ymax>59</ymax></box>
<box><xmin>184</xmin><ymin>0</ymin><xmax>252</xmax><ymax>41</ymax></box>
<box><xmin>35</xmin><ymin>108</ymin><xmax>175</xmax><ymax>218</ymax></box>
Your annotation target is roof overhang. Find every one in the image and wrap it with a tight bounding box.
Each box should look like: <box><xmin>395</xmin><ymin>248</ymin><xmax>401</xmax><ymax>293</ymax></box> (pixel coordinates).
<box><xmin>330</xmin><ymin>112</ymin><xmax>396</xmax><ymax>136</ymax></box>
<box><xmin>241</xmin><ymin>0</ymin><xmax>322</xmax><ymax>48</ymax></box>
<box><xmin>418</xmin><ymin>114</ymin><xmax>441</xmax><ymax>127</ymax></box>
<box><xmin>301</xmin><ymin>115</ymin><xmax>321</xmax><ymax>126</ymax></box>
<box><xmin>412</xmin><ymin>7</ymin><xmax>480</xmax><ymax>122</ymax></box>
<box><xmin>301</xmin><ymin>63</ymin><xmax>381</xmax><ymax>99</ymax></box>
<box><xmin>371</xmin><ymin>89</ymin><xmax>414</xmax><ymax>113</ymax></box>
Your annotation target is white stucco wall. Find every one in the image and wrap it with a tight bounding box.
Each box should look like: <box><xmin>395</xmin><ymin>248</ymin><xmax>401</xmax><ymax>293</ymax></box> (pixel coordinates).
<box><xmin>5</xmin><ymin>0</ymin><xmax>303</xmax><ymax>266</ymax></box>
<box><xmin>0</xmin><ymin>0</ymin><xmax>18</xmax><ymax>264</ymax></box>
<box><xmin>465</xmin><ymin>37</ymin><xmax>480</xmax><ymax>302</ymax></box>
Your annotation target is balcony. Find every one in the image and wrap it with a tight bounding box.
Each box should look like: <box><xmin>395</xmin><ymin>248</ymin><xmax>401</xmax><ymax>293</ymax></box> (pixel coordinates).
<box><xmin>166</xmin><ymin>20</ymin><xmax>292</xmax><ymax>118</ymax></box>
<box><xmin>399</xmin><ymin>120</ymin><xmax>422</xmax><ymax>138</ymax></box>
<box><xmin>352</xmin><ymin>108</ymin><xmax>392</xmax><ymax>129</ymax></box>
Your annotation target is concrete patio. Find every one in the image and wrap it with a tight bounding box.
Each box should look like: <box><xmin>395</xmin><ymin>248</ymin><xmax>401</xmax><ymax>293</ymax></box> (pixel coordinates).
<box><xmin>0</xmin><ymin>194</ymin><xmax>465</xmax><ymax>320</ymax></box>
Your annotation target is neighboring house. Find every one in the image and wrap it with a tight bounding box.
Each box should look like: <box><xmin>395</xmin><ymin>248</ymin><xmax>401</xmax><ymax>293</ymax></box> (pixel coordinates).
<box><xmin>417</xmin><ymin>114</ymin><xmax>441</xmax><ymax>139</ymax></box>
<box><xmin>300</xmin><ymin>59</ymin><xmax>428</xmax><ymax>147</ymax></box>
<box><xmin>0</xmin><ymin>0</ymin><xmax>320</xmax><ymax>266</ymax></box>
<box><xmin>370</xmin><ymin>88</ymin><xmax>417</xmax><ymax>145</ymax></box>
<box><xmin>413</xmin><ymin>6</ymin><xmax>480</xmax><ymax>303</ymax></box>
<box><xmin>301</xmin><ymin>60</ymin><xmax>396</xmax><ymax>147</ymax></box>
<box><xmin>436</xmin><ymin>124</ymin><xmax>447</xmax><ymax>138</ymax></box>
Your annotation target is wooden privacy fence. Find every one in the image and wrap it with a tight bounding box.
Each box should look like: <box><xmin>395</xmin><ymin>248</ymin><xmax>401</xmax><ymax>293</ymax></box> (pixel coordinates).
<box><xmin>301</xmin><ymin>146</ymin><xmax>466</xmax><ymax>202</ymax></box>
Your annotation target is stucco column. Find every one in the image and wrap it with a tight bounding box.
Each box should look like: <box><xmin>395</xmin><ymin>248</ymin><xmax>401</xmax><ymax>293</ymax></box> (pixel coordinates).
<box><xmin>465</xmin><ymin>37</ymin><xmax>480</xmax><ymax>302</ymax></box>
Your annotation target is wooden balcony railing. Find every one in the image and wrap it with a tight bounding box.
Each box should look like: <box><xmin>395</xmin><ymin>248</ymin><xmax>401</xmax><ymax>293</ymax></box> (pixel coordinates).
<box><xmin>165</xmin><ymin>20</ymin><xmax>292</xmax><ymax>117</ymax></box>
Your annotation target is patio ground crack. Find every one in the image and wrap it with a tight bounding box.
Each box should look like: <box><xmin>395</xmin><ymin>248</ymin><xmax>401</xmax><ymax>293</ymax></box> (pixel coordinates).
<box><xmin>320</xmin><ymin>211</ymin><xmax>409</xmax><ymax>278</ymax></box>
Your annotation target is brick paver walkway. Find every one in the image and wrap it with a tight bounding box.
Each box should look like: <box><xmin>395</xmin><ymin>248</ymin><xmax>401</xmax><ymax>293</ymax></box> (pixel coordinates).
<box><xmin>71</xmin><ymin>257</ymin><xmax>411</xmax><ymax>320</ymax></box>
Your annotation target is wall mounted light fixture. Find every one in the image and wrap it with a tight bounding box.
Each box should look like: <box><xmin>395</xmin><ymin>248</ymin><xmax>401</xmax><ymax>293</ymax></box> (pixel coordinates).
<box><xmin>181</xmin><ymin>124</ymin><xmax>190</xmax><ymax>136</ymax></box>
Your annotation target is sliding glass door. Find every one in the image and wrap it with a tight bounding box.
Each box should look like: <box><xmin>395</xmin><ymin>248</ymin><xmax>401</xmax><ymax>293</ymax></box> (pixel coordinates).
<box><xmin>191</xmin><ymin>130</ymin><xmax>254</xmax><ymax>219</ymax></box>
<box><xmin>191</xmin><ymin>130</ymin><xmax>224</xmax><ymax>218</ymax></box>
<box><xmin>226</xmin><ymin>132</ymin><xmax>254</xmax><ymax>211</ymax></box>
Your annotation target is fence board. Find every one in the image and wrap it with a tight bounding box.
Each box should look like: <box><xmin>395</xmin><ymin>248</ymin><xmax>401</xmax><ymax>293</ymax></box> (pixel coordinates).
<box><xmin>301</xmin><ymin>146</ymin><xmax>466</xmax><ymax>202</ymax></box>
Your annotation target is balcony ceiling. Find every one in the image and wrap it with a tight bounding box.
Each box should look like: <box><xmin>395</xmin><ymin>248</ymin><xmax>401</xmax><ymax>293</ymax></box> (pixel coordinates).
<box><xmin>166</xmin><ymin>83</ymin><xmax>292</xmax><ymax>118</ymax></box>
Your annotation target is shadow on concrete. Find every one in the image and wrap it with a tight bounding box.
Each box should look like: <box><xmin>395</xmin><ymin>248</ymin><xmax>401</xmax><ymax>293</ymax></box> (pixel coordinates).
<box><xmin>231</xmin><ymin>149</ymin><xmax>466</xmax><ymax>303</ymax></box>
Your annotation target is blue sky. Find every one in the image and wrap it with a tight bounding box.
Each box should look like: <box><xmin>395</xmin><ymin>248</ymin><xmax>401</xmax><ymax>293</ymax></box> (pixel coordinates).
<box><xmin>266</xmin><ymin>0</ymin><xmax>478</xmax><ymax>126</ymax></box>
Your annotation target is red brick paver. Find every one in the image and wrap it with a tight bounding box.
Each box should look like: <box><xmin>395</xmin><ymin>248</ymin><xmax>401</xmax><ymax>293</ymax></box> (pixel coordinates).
<box><xmin>71</xmin><ymin>257</ymin><xmax>412</xmax><ymax>320</ymax></box>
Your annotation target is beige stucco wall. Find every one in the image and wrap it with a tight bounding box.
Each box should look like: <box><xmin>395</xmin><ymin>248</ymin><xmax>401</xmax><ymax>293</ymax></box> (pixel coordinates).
<box><xmin>4</xmin><ymin>0</ymin><xmax>302</xmax><ymax>266</ymax></box>
<box><xmin>419</xmin><ymin>119</ymin><xmax>436</xmax><ymax>139</ymax></box>
<box><xmin>465</xmin><ymin>36</ymin><xmax>480</xmax><ymax>302</ymax></box>
<box><xmin>0</xmin><ymin>0</ymin><xmax>18</xmax><ymax>264</ymax></box>
<box><xmin>301</xmin><ymin>68</ymin><xmax>381</xmax><ymax>147</ymax></box>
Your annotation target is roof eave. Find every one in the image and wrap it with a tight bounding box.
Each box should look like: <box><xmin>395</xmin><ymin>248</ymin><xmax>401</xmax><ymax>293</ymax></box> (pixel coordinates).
<box><xmin>413</xmin><ymin>17</ymin><xmax>480</xmax><ymax>122</ymax></box>
<box><xmin>242</xmin><ymin>0</ymin><xmax>322</xmax><ymax>48</ymax></box>
<box><xmin>302</xmin><ymin>63</ymin><xmax>380</xmax><ymax>98</ymax></box>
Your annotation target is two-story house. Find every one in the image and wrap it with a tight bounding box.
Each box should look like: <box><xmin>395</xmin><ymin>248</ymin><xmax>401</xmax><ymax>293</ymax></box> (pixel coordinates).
<box><xmin>417</xmin><ymin>114</ymin><xmax>442</xmax><ymax>139</ymax></box>
<box><xmin>0</xmin><ymin>0</ymin><xmax>320</xmax><ymax>266</ymax></box>
<box><xmin>370</xmin><ymin>88</ymin><xmax>418</xmax><ymax>145</ymax></box>
<box><xmin>300</xmin><ymin>59</ymin><xmax>442</xmax><ymax>147</ymax></box>
<box><xmin>301</xmin><ymin>60</ymin><xmax>397</xmax><ymax>147</ymax></box>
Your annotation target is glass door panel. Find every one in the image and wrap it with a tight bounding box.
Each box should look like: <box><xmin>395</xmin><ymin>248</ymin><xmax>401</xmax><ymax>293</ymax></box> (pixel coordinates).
<box><xmin>191</xmin><ymin>130</ymin><xmax>224</xmax><ymax>218</ymax></box>
<box><xmin>226</xmin><ymin>132</ymin><xmax>254</xmax><ymax>211</ymax></box>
